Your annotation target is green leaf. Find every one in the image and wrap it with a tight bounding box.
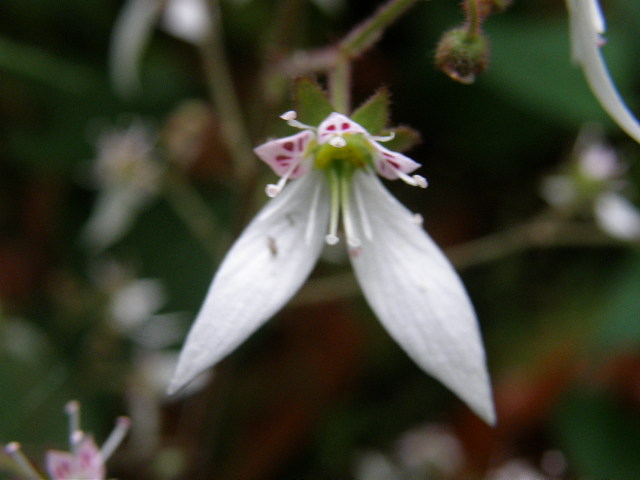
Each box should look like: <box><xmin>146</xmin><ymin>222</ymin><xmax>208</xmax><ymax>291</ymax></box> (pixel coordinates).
<box><xmin>351</xmin><ymin>88</ymin><xmax>390</xmax><ymax>135</ymax></box>
<box><xmin>554</xmin><ymin>389</ymin><xmax>640</xmax><ymax>480</ymax></box>
<box><xmin>594</xmin><ymin>251</ymin><xmax>640</xmax><ymax>351</ymax></box>
<box><xmin>380</xmin><ymin>126</ymin><xmax>421</xmax><ymax>153</ymax></box>
<box><xmin>294</xmin><ymin>77</ymin><xmax>334</xmax><ymax>126</ymax></box>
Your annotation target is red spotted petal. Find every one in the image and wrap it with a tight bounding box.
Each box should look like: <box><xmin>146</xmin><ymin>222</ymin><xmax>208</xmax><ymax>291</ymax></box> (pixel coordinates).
<box><xmin>373</xmin><ymin>143</ymin><xmax>421</xmax><ymax>180</ymax></box>
<box><xmin>254</xmin><ymin>130</ymin><xmax>314</xmax><ymax>178</ymax></box>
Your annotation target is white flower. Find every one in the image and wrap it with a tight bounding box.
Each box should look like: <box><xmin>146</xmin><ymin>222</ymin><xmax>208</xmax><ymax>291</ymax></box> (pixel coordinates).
<box><xmin>566</xmin><ymin>0</ymin><xmax>640</xmax><ymax>143</ymax></box>
<box><xmin>541</xmin><ymin>126</ymin><xmax>640</xmax><ymax>241</ymax></box>
<box><xmin>82</xmin><ymin>122</ymin><xmax>162</xmax><ymax>251</ymax></box>
<box><xmin>169</xmin><ymin>112</ymin><xmax>495</xmax><ymax>424</ymax></box>
<box><xmin>594</xmin><ymin>191</ymin><xmax>640</xmax><ymax>240</ymax></box>
<box><xmin>110</xmin><ymin>0</ymin><xmax>211</xmax><ymax>95</ymax></box>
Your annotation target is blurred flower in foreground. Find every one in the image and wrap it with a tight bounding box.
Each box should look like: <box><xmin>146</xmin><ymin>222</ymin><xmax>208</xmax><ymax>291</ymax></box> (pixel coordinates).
<box><xmin>566</xmin><ymin>0</ymin><xmax>640</xmax><ymax>144</ymax></box>
<box><xmin>541</xmin><ymin>126</ymin><xmax>640</xmax><ymax>240</ymax></box>
<box><xmin>110</xmin><ymin>0</ymin><xmax>211</xmax><ymax>95</ymax></box>
<box><xmin>169</xmin><ymin>109</ymin><xmax>495</xmax><ymax>424</ymax></box>
<box><xmin>82</xmin><ymin>121</ymin><xmax>162</xmax><ymax>252</ymax></box>
<box><xmin>3</xmin><ymin>401</ymin><xmax>129</xmax><ymax>480</ymax></box>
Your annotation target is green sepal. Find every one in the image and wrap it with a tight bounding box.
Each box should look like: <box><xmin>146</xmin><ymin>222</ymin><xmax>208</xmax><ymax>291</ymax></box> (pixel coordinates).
<box><xmin>351</xmin><ymin>88</ymin><xmax>390</xmax><ymax>135</ymax></box>
<box><xmin>380</xmin><ymin>126</ymin><xmax>421</xmax><ymax>153</ymax></box>
<box><xmin>293</xmin><ymin>77</ymin><xmax>334</xmax><ymax>126</ymax></box>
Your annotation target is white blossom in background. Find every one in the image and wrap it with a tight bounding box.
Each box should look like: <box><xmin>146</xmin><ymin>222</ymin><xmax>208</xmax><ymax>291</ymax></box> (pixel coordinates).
<box><xmin>566</xmin><ymin>0</ymin><xmax>640</xmax><ymax>144</ymax></box>
<box><xmin>395</xmin><ymin>423</ymin><xmax>465</xmax><ymax>476</ymax></box>
<box><xmin>541</xmin><ymin>126</ymin><xmax>640</xmax><ymax>241</ymax></box>
<box><xmin>169</xmin><ymin>111</ymin><xmax>495</xmax><ymax>424</ymax></box>
<box><xmin>486</xmin><ymin>459</ymin><xmax>546</xmax><ymax>480</ymax></box>
<box><xmin>110</xmin><ymin>0</ymin><xmax>211</xmax><ymax>95</ymax></box>
<box><xmin>92</xmin><ymin>260</ymin><xmax>184</xmax><ymax>349</ymax></box>
<box><xmin>353</xmin><ymin>452</ymin><xmax>402</xmax><ymax>480</ymax></box>
<box><xmin>82</xmin><ymin>122</ymin><xmax>162</xmax><ymax>252</ymax></box>
<box><xmin>3</xmin><ymin>401</ymin><xmax>129</xmax><ymax>480</ymax></box>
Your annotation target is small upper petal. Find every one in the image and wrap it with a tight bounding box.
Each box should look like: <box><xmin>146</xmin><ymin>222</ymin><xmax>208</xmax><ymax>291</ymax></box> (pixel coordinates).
<box><xmin>254</xmin><ymin>130</ymin><xmax>315</xmax><ymax>178</ymax></box>
<box><xmin>317</xmin><ymin>112</ymin><xmax>367</xmax><ymax>144</ymax></box>
<box><xmin>168</xmin><ymin>171</ymin><xmax>330</xmax><ymax>394</ymax></box>
<box><xmin>348</xmin><ymin>171</ymin><xmax>495</xmax><ymax>424</ymax></box>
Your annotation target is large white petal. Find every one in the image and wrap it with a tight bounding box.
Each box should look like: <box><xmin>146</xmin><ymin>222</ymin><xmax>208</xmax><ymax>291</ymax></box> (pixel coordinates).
<box><xmin>567</xmin><ymin>0</ymin><xmax>640</xmax><ymax>144</ymax></box>
<box><xmin>348</xmin><ymin>171</ymin><xmax>495</xmax><ymax>424</ymax></box>
<box><xmin>168</xmin><ymin>171</ymin><xmax>330</xmax><ymax>394</ymax></box>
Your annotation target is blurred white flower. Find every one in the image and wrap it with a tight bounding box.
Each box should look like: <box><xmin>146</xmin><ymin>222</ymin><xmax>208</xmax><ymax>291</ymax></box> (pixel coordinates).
<box><xmin>487</xmin><ymin>459</ymin><xmax>546</xmax><ymax>480</ymax></box>
<box><xmin>82</xmin><ymin>122</ymin><xmax>162</xmax><ymax>251</ymax></box>
<box><xmin>594</xmin><ymin>191</ymin><xmax>640</xmax><ymax>240</ymax></box>
<box><xmin>566</xmin><ymin>0</ymin><xmax>640</xmax><ymax>143</ymax></box>
<box><xmin>353</xmin><ymin>451</ymin><xmax>402</xmax><ymax>480</ymax></box>
<box><xmin>395</xmin><ymin>423</ymin><xmax>465</xmax><ymax>475</ymax></box>
<box><xmin>93</xmin><ymin>260</ymin><xmax>184</xmax><ymax>348</ymax></box>
<box><xmin>541</xmin><ymin>126</ymin><xmax>640</xmax><ymax>241</ymax></box>
<box><xmin>110</xmin><ymin>0</ymin><xmax>211</xmax><ymax>95</ymax></box>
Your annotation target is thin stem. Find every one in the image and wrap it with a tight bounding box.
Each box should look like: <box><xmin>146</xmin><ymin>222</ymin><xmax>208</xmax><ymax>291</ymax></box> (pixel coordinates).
<box><xmin>464</xmin><ymin>0</ymin><xmax>483</xmax><ymax>36</ymax></box>
<box><xmin>329</xmin><ymin>56</ymin><xmax>351</xmax><ymax>114</ymax></box>
<box><xmin>340</xmin><ymin>0</ymin><xmax>419</xmax><ymax>59</ymax></box>
<box><xmin>199</xmin><ymin>0</ymin><xmax>255</xmax><ymax>185</ymax></box>
<box><xmin>291</xmin><ymin>213</ymin><xmax>633</xmax><ymax>307</ymax></box>
<box><xmin>162</xmin><ymin>171</ymin><xmax>227</xmax><ymax>261</ymax></box>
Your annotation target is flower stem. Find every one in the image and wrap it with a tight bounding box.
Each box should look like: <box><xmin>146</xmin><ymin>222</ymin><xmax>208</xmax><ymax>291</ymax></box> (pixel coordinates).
<box><xmin>199</xmin><ymin>0</ymin><xmax>255</xmax><ymax>185</ymax></box>
<box><xmin>329</xmin><ymin>56</ymin><xmax>351</xmax><ymax>114</ymax></box>
<box><xmin>162</xmin><ymin>171</ymin><xmax>227</xmax><ymax>261</ymax></box>
<box><xmin>464</xmin><ymin>0</ymin><xmax>483</xmax><ymax>36</ymax></box>
<box><xmin>339</xmin><ymin>0</ymin><xmax>419</xmax><ymax>58</ymax></box>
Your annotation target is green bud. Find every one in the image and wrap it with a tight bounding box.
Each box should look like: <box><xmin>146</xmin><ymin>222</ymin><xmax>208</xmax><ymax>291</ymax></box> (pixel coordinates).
<box><xmin>435</xmin><ymin>27</ymin><xmax>490</xmax><ymax>85</ymax></box>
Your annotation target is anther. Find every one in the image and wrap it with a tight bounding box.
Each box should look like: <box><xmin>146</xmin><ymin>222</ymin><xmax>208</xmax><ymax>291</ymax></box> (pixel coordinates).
<box><xmin>329</xmin><ymin>136</ymin><xmax>347</xmax><ymax>148</ymax></box>
<box><xmin>325</xmin><ymin>234</ymin><xmax>339</xmax><ymax>245</ymax></box>
<box><xmin>413</xmin><ymin>175</ymin><xmax>428</xmax><ymax>188</ymax></box>
<box><xmin>372</xmin><ymin>132</ymin><xmax>395</xmax><ymax>142</ymax></box>
<box><xmin>280</xmin><ymin>110</ymin><xmax>315</xmax><ymax>130</ymax></box>
<box><xmin>265</xmin><ymin>184</ymin><xmax>282</xmax><ymax>198</ymax></box>
<box><xmin>280</xmin><ymin>111</ymin><xmax>297</xmax><ymax>121</ymax></box>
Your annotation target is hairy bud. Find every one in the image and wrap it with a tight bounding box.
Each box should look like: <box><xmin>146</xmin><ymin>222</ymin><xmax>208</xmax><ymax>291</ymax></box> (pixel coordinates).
<box><xmin>435</xmin><ymin>27</ymin><xmax>490</xmax><ymax>84</ymax></box>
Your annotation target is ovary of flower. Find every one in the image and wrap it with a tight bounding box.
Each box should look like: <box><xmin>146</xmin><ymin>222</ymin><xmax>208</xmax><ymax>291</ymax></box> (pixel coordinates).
<box><xmin>168</xmin><ymin>112</ymin><xmax>495</xmax><ymax>424</ymax></box>
<box><xmin>566</xmin><ymin>0</ymin><xmax>640</xmax><ymax>144</ymax></box>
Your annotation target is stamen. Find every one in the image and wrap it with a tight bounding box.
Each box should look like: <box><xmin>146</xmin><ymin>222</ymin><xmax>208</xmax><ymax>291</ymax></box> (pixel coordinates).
<box><xmin>340</xmin><ymin>173</ymin><xmax>361</xmax><ymax>248</ymax></box>
<box><xmin>279</xmin><ymin>110</ymin><xmax>315</xmax><ymax>130</ymax></box>
<box><xmin>354</xmin><ymin>181</ymin><xmax>373</xmax><ymax>241</ymax></box>
<box><xmin>372</xmin><ymin>132</ymin><xmax>395</xmax><ymax>142</ymax></box>
<box><xmin>65</xmin><ymin>401</ymin><xmax>80</xmax><ymax>444</ymax></box>
<box><xmin>5</xmin><ymin>442</ymin><xmax>46</xmax><ymax>480</ymax></box>
<box><xmin>70</xmin><ymin>430</ymin><xmax>85</xmax><ymax>457</ymax></box>
<box><xmin>329</xmin><ymin>136</ymin><xmax>347</xmax><ymax>148</ymax></box>
<box><xmin>100</xmin><ymin>417</ymin><xmax>131</xmax><ymax>461</ymax></box>
<box><xmin>305</xmin><ymin>181</ymin><xmax>323</xmax><ymax>245</ymax></box>
<box><xmin>413</xmin><ymin>213</ymin><xmax>424</xmax><ymax>225</ymax></box>
<box><xmin>395</xmin><ymin>169</ymin><xmax>428</xmax><ymax>188</ymax></box>
<box><xmin>325</xmin><ymin>169</ymin><xmax>341</xmax><ymax>245</ymax></box>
